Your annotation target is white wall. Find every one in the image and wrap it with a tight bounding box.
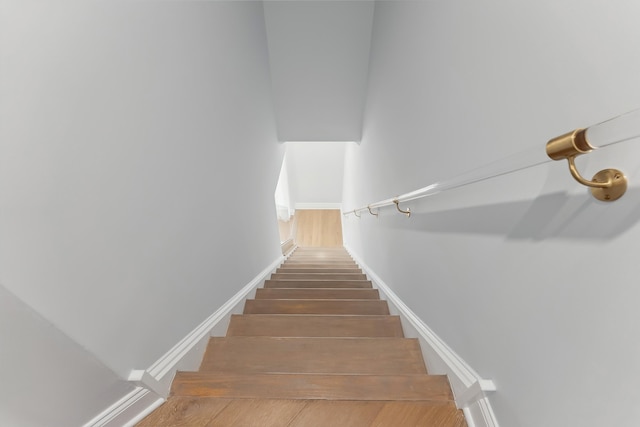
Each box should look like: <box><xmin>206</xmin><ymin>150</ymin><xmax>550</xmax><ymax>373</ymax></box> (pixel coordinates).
<box><xmin>285</xmin><ymin>142</ymin><xmax>348</xmax><ymax>208</ymax></box>
<box><xmin>343</xmin><ymin>2</ymin><xmax>640</xmax><ymax>426</ymax></box>
<box><xmin>0</xmin><ymin>2</ymin><xmax>282</xmax><ymax>425</ymax></box>
<box><xmin>275</xmin><ymin>154</ymin><xmax>293</xmax><ymax>221</ymax></box>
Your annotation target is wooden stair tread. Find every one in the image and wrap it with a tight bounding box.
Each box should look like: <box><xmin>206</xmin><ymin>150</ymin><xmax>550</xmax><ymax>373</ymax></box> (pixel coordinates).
<box><xmin>227</xmin><ymin>314</ymin><xmax>404</xmax><ymax>337</ymax></box>
<box><xmin>264</xmin><ymin>279</ymin><xmax>372</xmax><ymax>289</ymax></box>
<box><xmin>286</xmin><ymin>259</ymin><xmax>354</xmax><ymax>263</ymax></box>
<box><xmin>137</xmin><ymin>397</ymin><xmax>466</xmax><ymax>427</ymax></box>
<box><xmin>171</xmin><ymin>372</ymin><xmax>453</xmax><ymax>401</ymax></box>
<box><xmin>276</xmin><ymin>268</ymin><xmax>362</xmax><ymax>274</ymax></box>
<box><xmin>285</xmin><ymin>255</ymin><xmax>356</xmax><ymax>265</ymax></box>
<box><xmin>255</xmin><ymin>288</ymin><xmax>379</xmax><ymax>300</ymax></box>
<box><xmin>199</xmin><ymin>337</ymin><xmax>425</xmax><ymax>374</ymax></box>
<box><xmin>279</xmin><ymin>263</ymin><xmax>360</xmax><ymax>269</ymax></box>
<box><xmin>244</xmin><ymin>299</ymin><xmax>389</xmax><ymax>315</ymax></box>
<box><xmin>285</xmin><ymin>256</ymin><xmax>356</xmax><ymax>265</ymax></box>
<box><xmin>290</xmin><ymin>400</ymin><xmax>466</xmax><ymax>427</ymax></box>
<box><xmin>287</xmin><ymin>254</ymin><xmax>353</xmax><ymax>257</ymax></box>
<box><xmin>271</xmin><ymin>273</ymin><xmax>367</xmax><ymax>280</ymax></box>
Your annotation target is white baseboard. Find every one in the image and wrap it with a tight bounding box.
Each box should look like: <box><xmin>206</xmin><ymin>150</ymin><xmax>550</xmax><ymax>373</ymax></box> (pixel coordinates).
<box><xmin>345</xmin><ymin>247</ymin><xmax>499</xmax><ymax>427</ymax></box>
<box><xmin>464</xmin><ymin>397</ymin><xmax>499</xmax><ymax>427</ymax></box>
<box><xmin>86</xmin><ymin>255</ymin><xmax>284</xmax><ymax>427</ymax></box>
<box><xmin>83</xmin><ymin>387</ymin><xmax>164</xmax><ymax>427</ymax></box>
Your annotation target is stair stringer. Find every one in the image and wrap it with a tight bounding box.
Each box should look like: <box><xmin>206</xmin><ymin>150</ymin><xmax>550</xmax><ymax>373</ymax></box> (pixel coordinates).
<box><xmin>345</xmin><ymin>246</ymin><xmax>499</xmax><ymax>427</ymax></box>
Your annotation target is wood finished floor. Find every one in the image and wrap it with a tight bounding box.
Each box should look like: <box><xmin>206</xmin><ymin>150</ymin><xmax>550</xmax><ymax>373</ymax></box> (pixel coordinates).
<box><xmin>294</xmin><ymin>210</ymin><xmax>343</xmax><ymax>247</ymax></box>
<box><xmin>137</xmin><ymin>397</ymin><xmax>467</xmax><ymax>427</ymax></box>
<box><xmin>136</xmin><ymin>248</ymin><xmax>466</xmax><ymax>426</ymax></box>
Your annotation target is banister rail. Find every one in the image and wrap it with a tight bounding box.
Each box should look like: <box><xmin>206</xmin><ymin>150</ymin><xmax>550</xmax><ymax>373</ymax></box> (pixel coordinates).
<box><xmin>344</xmin><ymin>108</ymin><xmax>640</xmax><ymax>217</ymax></box>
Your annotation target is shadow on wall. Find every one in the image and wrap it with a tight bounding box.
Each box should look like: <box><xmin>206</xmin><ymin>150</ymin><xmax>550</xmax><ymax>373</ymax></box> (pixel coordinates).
<box><xmin>379</xmin><ymin>188</ymin><xmax>640</xmax><ymax>241</ymax></box>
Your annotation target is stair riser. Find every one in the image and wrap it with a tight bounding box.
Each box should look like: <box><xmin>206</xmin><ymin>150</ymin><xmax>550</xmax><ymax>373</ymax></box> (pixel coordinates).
<box><xmin>200</xmin><ymin>337</ymin><xmax>426</xmax><ymax>374</ymax></box>
<box><xmin>244</xmin><ymin>299</ymin><xmax>389</xmax><ymax>315</ymax></box>
<box><xmin>226</xmin><ymin>315</ymin><xmax>404</xmax><ymax>337</ymax></box>
<box><xmin>255</xmin><ymin>288</ymin><xmax>379</xmax><ymax>300</ymax></box>
<box><xmin>280</xmin><ymin>262</ymin><xmax>360</xmax><ymax>270</ymax></box>
<box><xmin>276</xmin><ymin>268</ymin><xmax>362</xmax><ymax>274</ymax></box>
<box><xmin>271</xmin><ymin>273</ymin><xmax>367</xmax><ymax>281</ymax></box>
<box><xmin>264</xmin><ymin>280</ymin><xmax>372</xmax><ymax>289</ymax></box>
<box><xmin>285</xmin><ymin>262</ymin><xmax>356</xmax><ymax>266</ymax></box>
<box><xmin>171</xmin><ymin>373</ymin><xmax>453</xmax><ymax>401</ymax></box>
<box><xmin>289</xmin><ymin>252</ymin><xmax>353</xmax><ymax>260</ymax></box>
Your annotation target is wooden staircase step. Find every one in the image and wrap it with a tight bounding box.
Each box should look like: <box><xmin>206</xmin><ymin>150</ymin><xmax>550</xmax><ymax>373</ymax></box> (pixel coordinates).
<box><xmin>244</xmin><ymin>299</ymin><xmax>389</xmax><ymax>315</ymax></box>
<box><xmin>137</xmin><ymin>397</ymin><xmax>466</xmax><ymax>427</ymax></box>
<box><xmin>276</xmin><ymin>267</ymin><xmax>362</xmax><ymax>274</ymax></box>
<box><xmin>288</xmin><ymin>250</ymin><xmax>351</xmax><ymax>254</ymax></box>
<box><xmin>226</xmin><ymin>314</ymin><xmax>404</xmax><ymax>337</ymax></box>
<box><xmin>199</xmin><ymin>337</ymin><xmax>425</xmax><ymax>374</ymax></box>
<box><xmin>255</xmin><ymin>288</ymin><xmax>379</xmax><ymax>300</ymax></box>
<box><xmin>294</xmin><ymin>247</ymin><xmax>348</xmax><ymax>251</ymax></box>
<box><xmin>264</xmin><ymin>279</ymin><xmax>372</xmax><ymax>289</ymax></box>
<box><xmin>171</xmin><ymin>372</ymin><xmax>453</xmax><ymax>401</ymax></box>
<box><xmin>284</xmin><ymin>261</ymin><xmax>356</xmax><ymax>267</ymax></box>
<box><xmin>288</xmin><ymin>252</ymin><xmax>353</xmax><ymax>261</ymax></box>
<box><xmin>285</xmin><ymin>258</ymin><xmax>356</xmax><ymax>263</ymax></box>
<box><xmin>270</xmin><ymin>273</ymin><xmax>367</xmax><ymax>281</ymax></box>
<box><xmin>290</xmin><ymin>252</ymin><xmax>351</xmax><ymax>255</ymax></box>
<box><xmin>289</xmin><ymin>256</ymin><xmax>352</xmax><ymax>260</ymax></box>
<box><xmin>284</xmin><ymin>262</ymin><xmax>357</xmax><ymax>268</ymax></box>
<box><xmin>279</xmin><ymin>263</ymin><xmax>360</xmax><ymax>269</ymax></box>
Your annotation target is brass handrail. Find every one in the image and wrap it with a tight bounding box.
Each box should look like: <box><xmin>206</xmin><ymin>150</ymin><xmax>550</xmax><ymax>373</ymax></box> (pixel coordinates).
<box><xmin>343</xmin><ymin>108</ymin><xmax>640</xmax><ymax>217</ymax></box>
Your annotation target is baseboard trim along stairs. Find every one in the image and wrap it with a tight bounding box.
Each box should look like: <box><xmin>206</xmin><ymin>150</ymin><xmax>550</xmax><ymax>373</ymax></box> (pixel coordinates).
<box><xmin>345</xmin><ymin>246</ymin><xmax>499</xmax><ymax>427</ymax></box>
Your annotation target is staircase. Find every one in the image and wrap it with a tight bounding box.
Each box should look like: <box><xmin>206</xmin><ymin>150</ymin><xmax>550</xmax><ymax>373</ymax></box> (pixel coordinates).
<box><xmin>137</xmin><ymin>247</ymin><xmax>466</xmax><ymax>426</ymax></box>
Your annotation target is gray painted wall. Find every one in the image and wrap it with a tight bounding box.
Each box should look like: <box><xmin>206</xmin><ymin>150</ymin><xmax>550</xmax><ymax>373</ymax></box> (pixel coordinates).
<box><xmin>264</xmin><ymin>1</ymin><xmax>374</xmax><ymax>141</ymax></box>
<box><xmin>0</xmin><ymin>2</ymin><xmax>282</xmax><ymax>425</ymax></box>
<box><xmin>342</xmin><ymin>2</ymin><xmax>640</xmax><ymax>426</ymax></box>
<box><xmin>0</xmin><ymin>285</ymin><xmax>132</xmax><ymax>427</ymax></box>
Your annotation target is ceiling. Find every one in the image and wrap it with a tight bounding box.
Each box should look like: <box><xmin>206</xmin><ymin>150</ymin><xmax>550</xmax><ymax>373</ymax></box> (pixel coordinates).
<box><xmin>263</xmin><ymin>1</ymin><xmax>375</xmax><ymax>142</ymax></box>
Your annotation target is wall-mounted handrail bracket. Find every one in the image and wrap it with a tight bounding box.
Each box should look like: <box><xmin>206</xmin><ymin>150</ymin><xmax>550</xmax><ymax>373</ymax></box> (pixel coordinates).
<box><xmin>393</xmin><ymin>199</ymin><xmax>411</xmax><ymax>217</ymax></box>
<box><xmin>353</xmin><ymin>209</ymin><xmax>361</xmax><ymax>218</ymax></box>
<box><xmin>367</xmin><ymin>205</ymin><xmax>379</xmax><ymax>217</ymax></box>
<box><xmin>546</xmin><ymin>129</ymin><xmax>627</xmax><ymax>201</ymax></box>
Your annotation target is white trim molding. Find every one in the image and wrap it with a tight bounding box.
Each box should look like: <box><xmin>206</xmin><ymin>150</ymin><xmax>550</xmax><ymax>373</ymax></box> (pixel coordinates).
<box><xmin>345</xmin><ymin>247</ymin><xmax>499</xmax><ymax>427</ymax></box>
<box><xmin>82</xmin><ymin>387</ymin><xmax>164</xmax><ymax>427</ymax></box>
<box><xmin>86</xmin><ymin>255</ymin><xmax>284</xmax><ymax>427</ymax></box>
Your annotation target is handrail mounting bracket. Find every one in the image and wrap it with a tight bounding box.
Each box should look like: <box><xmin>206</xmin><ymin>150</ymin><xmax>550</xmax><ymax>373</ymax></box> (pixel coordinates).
<box><xmin>546</xmin><ymin>129</ymin><xmax>627</xmax><ymax>202</ymax></box>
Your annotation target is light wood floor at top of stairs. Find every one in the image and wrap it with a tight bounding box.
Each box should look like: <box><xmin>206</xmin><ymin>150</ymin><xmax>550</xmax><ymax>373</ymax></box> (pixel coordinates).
<box><xmin>137</xmin><ymin>247</ymin><xmax>466</xmax><ymax>427</ymax></box>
